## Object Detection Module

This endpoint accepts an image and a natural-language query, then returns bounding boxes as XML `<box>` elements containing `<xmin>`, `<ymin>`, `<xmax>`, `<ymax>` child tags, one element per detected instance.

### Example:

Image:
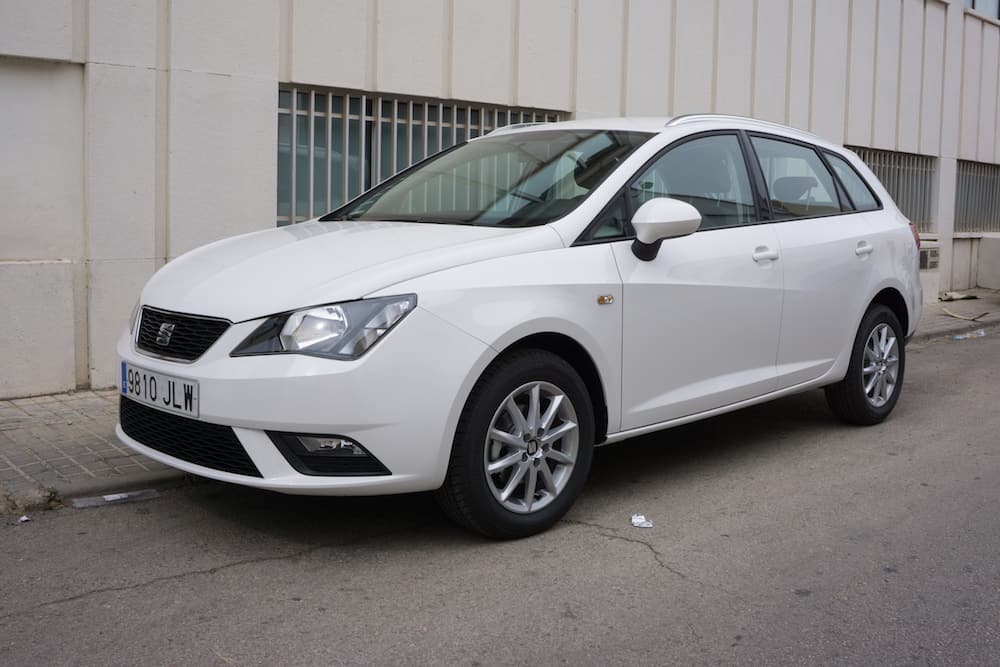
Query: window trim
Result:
<box><xmin>745</xmin><ymin>131</ymin><xmax>886</xmax><ymax>224</ymax></box>
<box><xmin>820</xmin><ymin>149</ymin><xmax>884</xmax><ymax>213</ymax></box>
<box><xmin>574</xmin><ymin>129</ymin><xmax>766</xmax><ymax>245</ymax></box>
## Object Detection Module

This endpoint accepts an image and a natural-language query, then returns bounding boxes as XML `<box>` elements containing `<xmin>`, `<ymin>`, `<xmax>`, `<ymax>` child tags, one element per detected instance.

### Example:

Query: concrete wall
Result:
<box><xmin>1</xmin><ymin>0</ymin><xmax>999</xmax><ymax>398</ymax></box>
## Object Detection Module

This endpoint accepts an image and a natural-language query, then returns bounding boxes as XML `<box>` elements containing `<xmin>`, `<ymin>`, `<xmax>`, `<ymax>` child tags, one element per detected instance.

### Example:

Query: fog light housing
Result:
<box><xmin>268</xmin><ymin>432</ymin><xmax>390</xmax><ymax>476</ymax></box>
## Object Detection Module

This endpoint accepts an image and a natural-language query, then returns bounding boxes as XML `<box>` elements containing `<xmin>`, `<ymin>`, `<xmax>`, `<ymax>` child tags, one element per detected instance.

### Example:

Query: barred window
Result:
<box><xmin>956</xmin><ymin>160</ymin><xmax>1000</xmax><ymax>233</ymax></box>
<box><xmin>277</xmin><ymin>87</ymin><xmax>563</xmax><ymax>226</ymax></box>
<box><xmin>846</xmin><ymin>146</ymin><xmax>934</xmax><ymax>232</ymax></box>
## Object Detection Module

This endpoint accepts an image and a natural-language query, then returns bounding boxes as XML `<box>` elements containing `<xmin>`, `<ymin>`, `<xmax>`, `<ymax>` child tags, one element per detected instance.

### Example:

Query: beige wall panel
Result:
<box><xmin>672</xmin><ymin>0</ymin><xmax>715</xmax><ymax>114</ymax></box>
<box><xmin>0</xmin><ymin>0</ymin><xmax>76</xmax><ymax>61</ymax></box>
<box><xmin>452</xmin><ymin>0</ymin><xmax>514</xmax><ymax>105</ymax></box>
<box><xmin>171</xmin><ymin>0</ymin><xmax>279</xmax><ymax>78</ymax></box>
<box><xmin>88</xmin><ymin>259</ymin><xmax>155</xmax><ymax>389</ymax></box>
<box><xmin>85</xmin><ymin>63</ymin><xmax>156</xmax><ymax>261</ymax></box>
<box><xmin>959</xmin><ymin>16</ymin><xmax>982</xmax><ymax>160</ymax></box>
<box><xmin>845</xmin><ymin>0</ymin><xmax>877</xmax><ymax>146</ymax></box>
<box><xmin>377</xmin><ymin>0</ymin><xmax>446</xmax><ymax>98</ymax></box>
<box><xmin>517</xmin><ymin>0</ymin><xmax>574</xmax><ymax>110</ymax></box>
<box><xmin>624</xmin><ymin>0</ymin><xmax>672</xmax><ymax>116</ymax></box>
<box><xmin>0</xmin><ymin>261</ymin><xmax>76</xmax><ymax>399</ymax></box>
<box><xmin>978</xmin><ymin>24</ymin><xmax>999</xmax><ymax>163</ymax></box>
<box><xmin>920</xmin><ymin>1</ymin><xmax>946</xmax><ymax>155</ymax></box>
<box><xmin>88</xmin><ymin>0</ymin><xmax>157</xmax><ymax>67</ymax></box>
<box><xmin>290</xmin><ymin>0</ymin><xmax>370</xmax><ymax>90</ymax></box>
<box><xmin>786</xmin><ymin>0</ymin><xmax>812</xmax><ymax>130</ymax></box>
<box><xmin>715</xmin><ymin>0</ymin><xmax>753</xmax><ymax>117</ymax></box>
<box><xmin>753</xmin><ymin>0</ymin><xmax>789</xmax><ymax>124</ymax></box>
<box><xmin>809</xmin><ymin>0</ymin><xmax>849</xmax><ymax>144</ymax></box>
<box><xmin>896</xmin><ymin>0</ymin><xmax>924</xmax><ymax>153</ymax></box>
<box><xmin>873</xmin><ymin>0</ymin><xmax>901</xmax><ymax>149</ymax></box>
<box><xmin>167</xmin><ymin>70</ymin><xmax>276</xmax><ymax>257</ymax></box>
<box><xmin>0</xmin><ymin>60</ymin><xmax>83</xmax><ymax>262</ymax></box>
<box><xmin>575</xmin><ymin>0</ymin><xmax>625</xmax><ymax>117</ymax></box>
<box><xmin>939</xmin><ymin>1</ymin><xmax>964</xmax><ymax>158</ymax></box>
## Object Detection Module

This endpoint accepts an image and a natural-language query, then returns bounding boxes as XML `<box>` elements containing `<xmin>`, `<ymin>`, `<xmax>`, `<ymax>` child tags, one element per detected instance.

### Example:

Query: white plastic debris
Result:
<box><xmin>953</xmin><ymin>329</ymin><xmax>986</xmax><ymax>341</ymax></box>
<box><xmin>71</xmin><ymin>488</ymin><xmax>159</xmax><ymax>509</ymax></box>
<box><xmin>16</xmin><ymin>515</ymin><xmax>30</xmax><ymax>524</ymax></box>
<box><xmin>630</xmin><ymin>513</ymin><xmax>653</xmax><ymax>528</ymax></box>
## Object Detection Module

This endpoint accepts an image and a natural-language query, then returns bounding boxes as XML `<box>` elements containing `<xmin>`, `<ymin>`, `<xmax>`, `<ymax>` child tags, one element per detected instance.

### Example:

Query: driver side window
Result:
<box><xmin>628</xmin><ymin>134</ymin><xmax>758</xmax><ymax>230</ymax></box>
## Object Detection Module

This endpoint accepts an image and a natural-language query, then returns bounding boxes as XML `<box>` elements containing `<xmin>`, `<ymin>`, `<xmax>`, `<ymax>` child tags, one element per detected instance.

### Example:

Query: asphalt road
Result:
<box><xmin>2</xmin><ymin>333</ymin><xmax>999</xmax><ymax>666</ymax></box>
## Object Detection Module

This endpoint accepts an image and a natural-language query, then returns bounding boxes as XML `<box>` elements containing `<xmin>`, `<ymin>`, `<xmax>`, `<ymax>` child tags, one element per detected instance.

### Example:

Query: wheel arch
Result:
<box><xmin>495</xmin><ymin>332</ymin><xmax>610</xmax><ymax>444</ymax></box>
<box><xmin>868</xmin><ymin>286</ymin><xmax>910</xmax><ymax>335</ymax></box>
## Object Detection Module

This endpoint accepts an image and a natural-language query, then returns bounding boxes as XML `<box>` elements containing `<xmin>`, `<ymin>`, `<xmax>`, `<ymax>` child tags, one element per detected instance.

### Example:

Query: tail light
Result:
<box><xmin>908</xmin><ymin>222</ymin><xmax>920</xmax><ymax>249</ymax></box>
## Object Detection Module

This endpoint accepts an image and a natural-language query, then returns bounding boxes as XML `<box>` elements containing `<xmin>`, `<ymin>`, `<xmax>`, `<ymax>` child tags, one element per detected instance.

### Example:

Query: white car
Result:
<box><xmin>117</xmin><ymin>115</ymin><xmax>922</xmax><ymax>538</ymax></box>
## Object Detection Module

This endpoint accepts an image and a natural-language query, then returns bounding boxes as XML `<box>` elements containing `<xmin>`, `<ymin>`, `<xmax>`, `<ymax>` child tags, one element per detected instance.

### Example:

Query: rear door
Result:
<box><xmin>747</xmin><ymin>135</ymin><xmax>881</xmax><ymax>388</ymax></box>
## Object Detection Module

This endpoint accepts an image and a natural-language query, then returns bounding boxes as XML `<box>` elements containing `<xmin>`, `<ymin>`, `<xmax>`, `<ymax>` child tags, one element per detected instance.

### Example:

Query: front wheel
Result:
<box><xmin>435</xmin><ymin>350</ymin><xmax>595</xmax><ymax>539</ymax></box>
<box><xmin>825</xmin><ymin>304</ymin><xmax>906</xmax><ymax>425</ymax></box>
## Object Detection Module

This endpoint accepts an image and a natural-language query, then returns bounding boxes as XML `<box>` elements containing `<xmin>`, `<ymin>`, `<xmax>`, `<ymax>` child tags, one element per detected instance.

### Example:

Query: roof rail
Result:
<box><xmin>488</xmin><ymin>121</ymin><xmax>549</xmax><ymax>135</ymax></box>
<box><xmin>666</xmin><ymin>113</ymin><xmax>818</xmax><ymax>138</ymax></box>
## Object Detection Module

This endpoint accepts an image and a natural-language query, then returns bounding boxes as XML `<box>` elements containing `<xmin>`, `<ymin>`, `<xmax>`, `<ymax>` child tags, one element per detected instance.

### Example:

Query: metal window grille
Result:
<box><xmin>846</xmin><ymin>146</ymin><xmax>935</xmax><ymax>232</ymax></box>
<box><xmin>955</xmin><ymin>160</ymin><xmax>1000</xmax><ymax>233</ymax></box>
<box><xmin>277</xmin><ymin>87</ymin><xmax>564</xmax><ymax>226</ymax></box>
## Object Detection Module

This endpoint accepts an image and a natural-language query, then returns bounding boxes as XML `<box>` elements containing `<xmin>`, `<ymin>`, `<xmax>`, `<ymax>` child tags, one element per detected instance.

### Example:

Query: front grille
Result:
<box><xmin>120</xmin><ymin>397</ymin><xmax>262</xmax><ymax>477</ymax></box>
<box><xmin>136</xmin><ymin>307</ymin><xmax>230</xmax><ymax>362</ymax></box>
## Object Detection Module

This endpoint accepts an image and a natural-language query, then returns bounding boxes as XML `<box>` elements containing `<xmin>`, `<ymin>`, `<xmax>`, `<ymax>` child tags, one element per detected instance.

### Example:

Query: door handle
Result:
<box><xmin>752</xmin><ymin>246</ymin><xmax>779</xmax><ymax>262</ymax></box>
<box><xmin>855</xmin><ymin>241</ymin><xmax>874</xmax><ymax>257</ymax></box>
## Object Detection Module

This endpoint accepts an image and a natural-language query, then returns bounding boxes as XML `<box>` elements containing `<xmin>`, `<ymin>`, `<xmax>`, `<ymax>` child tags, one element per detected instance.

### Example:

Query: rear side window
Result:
<box><xmin>824</xmin><ymin>152</ymin><xmax>880</xmax><ymax>211</ymax></box>
<box><xmin>629</xmin><ymin>134</ymin><xmax>757</xmax><ymax>229</ymax></box>
<box><xmin>751</xmin><ymin>136</ymin><xmax>842</xmax><ymax>220</ymax></box>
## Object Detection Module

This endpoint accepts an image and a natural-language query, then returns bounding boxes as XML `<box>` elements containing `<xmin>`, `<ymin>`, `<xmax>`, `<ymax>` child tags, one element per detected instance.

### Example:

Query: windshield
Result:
<box><xmin>322</xmin><ymin>129</ymin><xmax>653</xmax><ymax>227</ymax></box>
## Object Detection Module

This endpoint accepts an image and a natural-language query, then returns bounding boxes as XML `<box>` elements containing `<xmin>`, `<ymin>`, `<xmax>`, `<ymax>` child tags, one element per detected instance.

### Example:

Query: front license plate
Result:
<box><xmin>121</xmin><ymin>361</ymin><xmax>199</xmax><ymax>418</ymax></box>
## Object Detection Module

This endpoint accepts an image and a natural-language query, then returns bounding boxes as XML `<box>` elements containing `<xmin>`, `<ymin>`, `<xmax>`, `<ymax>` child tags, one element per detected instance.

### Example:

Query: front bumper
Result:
<box><xmin>115</xmin><ymin>306</ymin><xmax>491</xmax><ymax>495</ymax></box>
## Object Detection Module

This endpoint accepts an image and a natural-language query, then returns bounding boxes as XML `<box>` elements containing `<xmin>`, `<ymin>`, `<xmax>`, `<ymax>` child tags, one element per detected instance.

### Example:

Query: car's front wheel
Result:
<box><xmin>825</xmin><ymin>304</ymin><xmax>906</xmax><ymax>425</ymax></box>
<box><xmin>435</xmin><ymin>349</ymin><xmax>595</xmax><ymax>538</ymax></box>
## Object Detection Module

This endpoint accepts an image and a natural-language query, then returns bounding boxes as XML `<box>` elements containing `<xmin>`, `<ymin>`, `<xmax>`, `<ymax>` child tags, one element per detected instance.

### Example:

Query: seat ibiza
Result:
<box><xmin>118</xmin><ymin>115</ymin><xmax>922</xmax><ymax>538</ymax></box>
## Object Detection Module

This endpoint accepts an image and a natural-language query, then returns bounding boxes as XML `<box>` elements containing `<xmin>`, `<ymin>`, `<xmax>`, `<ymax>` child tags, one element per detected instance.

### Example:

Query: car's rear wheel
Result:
<box><xmin>435</xmin><ymin>349</ymin><xmax>594</xmax><ymax>538</ymax></box>
<box><xmin>825</xmin><ymin>304</ymin><xmax>905</xmax><ymax>425</ymax></box>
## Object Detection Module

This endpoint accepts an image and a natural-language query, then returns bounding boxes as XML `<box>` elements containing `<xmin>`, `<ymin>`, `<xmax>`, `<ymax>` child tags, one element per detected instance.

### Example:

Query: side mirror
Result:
<box><xmin>630</xmin><ymin>198</ymin><xmax>702</xmax><ymax>261</ymax></box>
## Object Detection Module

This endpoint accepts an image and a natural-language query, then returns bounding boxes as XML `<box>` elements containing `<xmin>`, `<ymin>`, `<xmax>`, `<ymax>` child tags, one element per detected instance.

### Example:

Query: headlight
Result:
<box><xmin>231</xmin><ymin>294</ymin><xmax>416</xmax><ymax>360</ymax></box>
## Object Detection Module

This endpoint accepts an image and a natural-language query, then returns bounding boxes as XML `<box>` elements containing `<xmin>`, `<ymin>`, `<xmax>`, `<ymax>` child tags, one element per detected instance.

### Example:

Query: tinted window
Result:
<box><xmin>629</xmin><ymin>134</ymin><xmax>757</xmax><ymax>229</ymax></box>
<box><xmin>586</xmin><ymin>193</ymin><xmax>631</xmax><ymax>240</ymax></box>
<box><xmin>825</xmin><ymin>152</ymin><xmax>880</xmax><ymax>211</ymax></box>
<box><xmin>751</xmin><ymin>136</ymin><xmax>842</xmax><ymax>220</ymax></box>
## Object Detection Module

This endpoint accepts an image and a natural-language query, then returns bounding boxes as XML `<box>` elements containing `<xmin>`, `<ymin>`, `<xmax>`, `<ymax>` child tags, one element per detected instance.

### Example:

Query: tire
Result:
<box><xmin>435</xmin><ymin>349</ymin><xmax>595</xmax><ymax>539</ymax></box>
<box><xmin>825</xmin><ymin>304</ymin><xmax>906</xmax><ymax>425</ymax></box>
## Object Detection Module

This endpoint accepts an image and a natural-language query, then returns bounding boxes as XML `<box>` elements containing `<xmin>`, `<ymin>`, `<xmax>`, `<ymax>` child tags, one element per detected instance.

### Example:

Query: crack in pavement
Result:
<box><xmin>562</xmin><ymin>518</ymin><xmax>756</xmax><ymax>608</ymax></box>
<box><xmin>0</xmin><ymin>520</ymin><xmax>434</xmax><ymax>624</ymax></box>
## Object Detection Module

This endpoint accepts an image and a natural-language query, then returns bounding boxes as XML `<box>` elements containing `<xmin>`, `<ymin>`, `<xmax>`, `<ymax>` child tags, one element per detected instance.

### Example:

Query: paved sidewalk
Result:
<box><xmin>2</xmin><ymin>288</ymin><xmax>1000</xmax><ymax>513</ymax></box>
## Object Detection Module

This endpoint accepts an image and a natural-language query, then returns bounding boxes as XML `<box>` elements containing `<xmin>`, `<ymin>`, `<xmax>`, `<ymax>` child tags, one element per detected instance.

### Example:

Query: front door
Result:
<box><xmin>614</xmin><ymin>133</ymin><xmax>783</xmax><ymax>430</ymax></box>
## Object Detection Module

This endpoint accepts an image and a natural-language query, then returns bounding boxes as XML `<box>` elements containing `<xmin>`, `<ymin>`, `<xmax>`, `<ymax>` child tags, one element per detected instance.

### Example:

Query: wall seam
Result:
<box><xmin>711</xmin><ymin>0</ymin><xmax>719</xmax><ymax>112</ymax></box>
<box><xmin>620</xmin><ymin>0</ymin><xmax>629</xmax><ymax>115</ymax></box>
<box><xmin>869</xmin><ymin>0</ymin><xmax>881</xmax><ymax>147</ymax></box>
<box><xmin>511</xmin><ymin>0</ymin><xmax>520</xmax><ymax>106</ymax></box>
<box><xmin>668</xmin><ymin>0</ymin><xmax>677</xmax><ymax>114</ymax></box>
<box><xmin>938</xmin><ymin>0</ymin><xmax>950</xmax><ymax>157</ymax></box>
<box><xmin>79</xmin><ymin>0</ymin><xmax>91</xmax><ymax>389</ymax></box>
<box><xmin>918</xmin><ymin>0</ymin><xmax>927</xmax><ymax>154</ymax></box>
<box><xmin>895</xmin><ymin>0</ymin><xmax>906</xmax><ymax>149</ymax></box>
<box><xmin>570</xmin><ymin>0</ymin><xmax>579</xmax><ymax>114</ymax></box>
<box><xmin>749</xmin><ymin>0</ymin><xmax>759</xmax><ymax>117</ymax></box>
<box><xmin>443</xmin><ymin>0</ymin><xmax>453</xmax><ymax>99</ymax></box>
<box><xmin>783</xmin><ymin>0</ymin><xmax>793</xmax><ymax>123</ymax></box>
<box><xmin>843</xmin><ymin>0</ymin><xmax>854</xmax><ymax>142</ymax></box>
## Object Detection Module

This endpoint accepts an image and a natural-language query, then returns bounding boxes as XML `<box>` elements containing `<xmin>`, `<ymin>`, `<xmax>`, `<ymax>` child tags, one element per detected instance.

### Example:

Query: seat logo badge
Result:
<box><xmin>155</xmin><ymin>322</ymin><xmax>176</xmax><ymax>346</ymax></box>
<box><xmin>597</xmin><ymin>295</ymin><xmax>614</xmax><ymax>305</ymax></box>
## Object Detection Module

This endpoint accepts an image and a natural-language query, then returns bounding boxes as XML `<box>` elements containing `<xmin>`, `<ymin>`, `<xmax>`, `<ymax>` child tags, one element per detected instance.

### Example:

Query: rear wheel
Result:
<box><xmin>435</xmin><ymin>350</ymin><xmax>594</xmax><ymax>539</ymax></box>
<box><xmin>825</xmin><ymin>304</ymin><xmax>905</xmax><ymax>425</ymax></box>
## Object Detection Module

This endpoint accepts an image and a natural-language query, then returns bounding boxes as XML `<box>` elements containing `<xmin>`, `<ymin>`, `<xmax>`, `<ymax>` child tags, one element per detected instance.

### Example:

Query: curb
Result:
<box><xmin>2</xmin><ymin>469</ymin><xmax>191</xmax><ymax>515</ymax></box>
<box><xmin>909</xmin><ymin>319</ymin><xmax>1000</xmax><ymax>344</ymax></box>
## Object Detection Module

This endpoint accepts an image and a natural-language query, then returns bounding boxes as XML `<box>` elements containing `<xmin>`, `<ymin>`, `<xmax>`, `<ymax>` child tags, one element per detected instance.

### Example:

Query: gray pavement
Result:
<box><xmin>2</xmin><ymin>288</ymin><xmax>1000</xmax><ymax>513</ymax></box>
<box><xmin>1</xmin><ymin>329</ymin><xmax>999</xmax><ymax>665</ymax></box>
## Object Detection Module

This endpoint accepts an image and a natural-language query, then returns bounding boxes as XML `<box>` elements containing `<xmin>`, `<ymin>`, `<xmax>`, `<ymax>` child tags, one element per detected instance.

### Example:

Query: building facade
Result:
<box><xmin>2</xmin><ymin>0</ymin><xmax>1000</xmax><ymax>399</ymax></box>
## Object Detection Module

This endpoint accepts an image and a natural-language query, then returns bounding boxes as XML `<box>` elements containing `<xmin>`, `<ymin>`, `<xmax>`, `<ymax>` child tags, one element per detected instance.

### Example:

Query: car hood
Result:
<box><xmin>141</xmin><ymin>220</ymin><xmax>564</xmax><ymax>322</ymax></box>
